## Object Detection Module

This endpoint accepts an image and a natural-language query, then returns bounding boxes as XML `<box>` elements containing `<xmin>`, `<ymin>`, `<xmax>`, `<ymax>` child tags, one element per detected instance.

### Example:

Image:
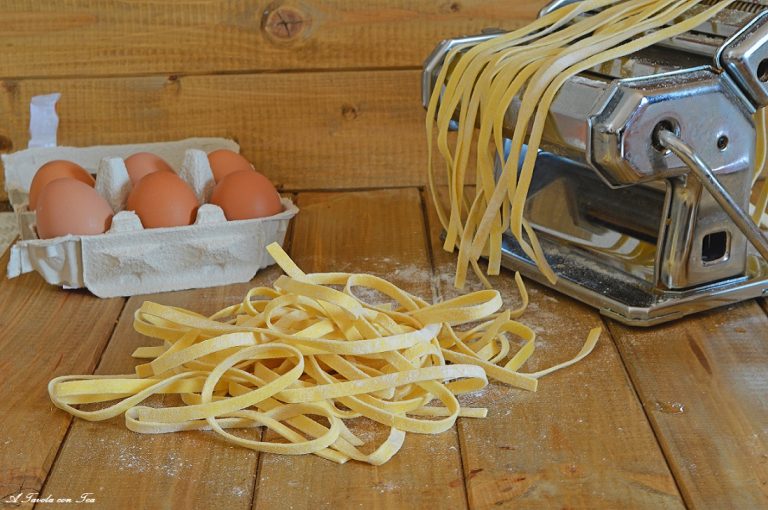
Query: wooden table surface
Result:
<box><xmin>1</xmin><ymin>188</ymin><xmax>767</xmax><ymax>509</ymax></box>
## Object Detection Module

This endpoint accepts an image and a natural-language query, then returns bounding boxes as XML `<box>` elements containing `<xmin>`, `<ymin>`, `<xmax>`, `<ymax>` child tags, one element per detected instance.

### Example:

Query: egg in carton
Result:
<box><xmin>3</xmin><ymin>138</ymin><xmax>298</xmax><ymax>297</ymax></box>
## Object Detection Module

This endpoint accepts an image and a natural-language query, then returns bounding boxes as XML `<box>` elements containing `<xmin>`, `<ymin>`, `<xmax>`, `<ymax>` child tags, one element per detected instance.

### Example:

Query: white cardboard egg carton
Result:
<box><xmin>3</xmin><ymin>138</ymin><xmax>298</xmax><ymax>297</ymax></box>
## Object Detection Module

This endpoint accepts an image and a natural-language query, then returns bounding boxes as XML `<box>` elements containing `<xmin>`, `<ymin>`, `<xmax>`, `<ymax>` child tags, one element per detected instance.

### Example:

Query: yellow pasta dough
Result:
<box><xmin>48</xmin><ymin>242</ymin><xmax>599</xmax><ymax>465</ymax></box>
<box><xmin>426</xmin><ymin>0</ymin><xmax>748</xmax><ymax>288</ymax></box>
<box><xmin>752</xmin><ymin>107</ymin><xmax>768</xmax><ymax>226</ymax></box>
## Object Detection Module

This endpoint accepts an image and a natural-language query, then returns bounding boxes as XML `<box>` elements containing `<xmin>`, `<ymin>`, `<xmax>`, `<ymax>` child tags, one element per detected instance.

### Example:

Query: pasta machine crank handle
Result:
<box><xmin>657</xmin><ymin>128</ymin><xmax>768</xmax><ymax>262</ymax></box>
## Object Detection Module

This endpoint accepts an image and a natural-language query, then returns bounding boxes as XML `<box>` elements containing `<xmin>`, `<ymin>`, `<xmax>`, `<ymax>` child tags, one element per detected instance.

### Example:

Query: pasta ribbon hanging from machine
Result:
<box><xmin>424</xmin><ymin>0</ymin><xmax>766</xmax><ymax>289</ymax></box>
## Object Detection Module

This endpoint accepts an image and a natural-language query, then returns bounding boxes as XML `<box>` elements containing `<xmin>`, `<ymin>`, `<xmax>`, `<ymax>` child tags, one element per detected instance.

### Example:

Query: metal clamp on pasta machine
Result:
<box><xmin>423</xmin><ymin>0</ymin><xmax>768</xmax><ymax>326</ymax></box>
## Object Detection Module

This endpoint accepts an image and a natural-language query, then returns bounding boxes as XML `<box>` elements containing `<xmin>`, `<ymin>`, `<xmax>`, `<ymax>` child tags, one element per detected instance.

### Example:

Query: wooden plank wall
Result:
<box><xmin>0</xmin><ymin>0</ymin><xmax>549</xmax><ymax>200</ymax></box>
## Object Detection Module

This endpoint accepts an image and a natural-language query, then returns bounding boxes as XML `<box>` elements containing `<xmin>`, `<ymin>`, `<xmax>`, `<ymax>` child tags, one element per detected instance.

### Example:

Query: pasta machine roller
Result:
<box><xmin>423</xmin><ymin>0</ymin><xmax>768</xmax><ymax>325</ymax></box>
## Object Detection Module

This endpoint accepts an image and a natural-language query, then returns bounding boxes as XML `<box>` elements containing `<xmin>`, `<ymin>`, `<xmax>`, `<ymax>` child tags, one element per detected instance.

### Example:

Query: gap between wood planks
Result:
<box><xmin>0</xmin><ymin>243</ymin><xmax>127</xmax><ymax>506</ymax></box>
<box><xmin>417</xmin><ymin>188</ymin><xmax>472</xmax><ymax>510</ymax></box>
<box><xmin>606</xmin><ymin>300</ymin><xmax>768</xmax><ymax>508</ymax></box>
<box><xmin>32</xmin><ymin>297</ymin><xmax>128</xmax><ymax>506</ymax></box>
<box><xmin>0</xmin><ymin>65</ymin><xmax>422</xmax><ymax>84</ymax></box>
<box><xmin>247</xmin><ymin>198</ymin><xmax>297</xmax><ymax>510</ymax></box>
<box><xmin>597</xmin><ymin>315</ymin><xmax>688</xmax><ymax>507</ymax></box>
<box><xmin>253</xmin><ymin>189</ymin><xmax>467</xmax><ymax>509</ymax></box>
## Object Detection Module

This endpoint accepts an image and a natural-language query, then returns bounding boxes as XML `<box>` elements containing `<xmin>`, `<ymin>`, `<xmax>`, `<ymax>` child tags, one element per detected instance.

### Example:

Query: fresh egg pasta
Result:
<box><xmin>426</xmin><ymin>0</ymin><xmax>745</xmax><ymax>288</ymax></box>
<box><xmin>48</xmin><ymin>243</ymin><xmax>599</xmax><ymax>465</ymax></box>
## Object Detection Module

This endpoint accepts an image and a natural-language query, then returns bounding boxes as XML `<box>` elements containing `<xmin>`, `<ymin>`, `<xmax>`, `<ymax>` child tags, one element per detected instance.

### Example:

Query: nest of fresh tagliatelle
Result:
<box><xmin>48</xmin><ymin>242</ymin><xmax>599</xmax><ymax>465</ymax></box>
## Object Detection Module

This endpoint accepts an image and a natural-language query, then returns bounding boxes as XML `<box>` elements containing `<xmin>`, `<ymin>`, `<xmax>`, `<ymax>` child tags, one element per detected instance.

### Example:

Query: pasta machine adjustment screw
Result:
<box><xmin>588</xmin><ymin>68</ymin><xmax>754</xmax><ymax>188</ymax></box>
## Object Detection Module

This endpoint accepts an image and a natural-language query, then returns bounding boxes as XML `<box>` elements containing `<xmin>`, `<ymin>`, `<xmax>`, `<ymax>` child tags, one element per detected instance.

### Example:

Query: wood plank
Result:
<box><xmin>424</xmin><ymin>190</ymin><xmax>685</xmax><ymax>509</ymax></box>
<box><xmin>608</xmin><ymin>301</ymin><xmax>768</xmax><ymax>509</ymax></box>
<box><xmin>0</xmin><ymin>69</ymin><xmax>440</xmax><ymax>201</ymax></box>
<box><xmin>253</xmin><ymin>189</ymin><xmax>468</xmax><ymax>510</ymax></box>
<box><xmin>0</xmin><ymin>1</ymin><xmax>547</xmax><ymax>79</ymax></box>
<box><xmin>40</xmin><ymin>282</ymin><xmax>266</xmax><ymax>509</ymax></box>
<box><xmin>41</xmin><ymin>195</ymin><xmax>297</xmax><ymax>509</ymax></box>
<box><xmin>0</xmin><ymin>249</ymin><xmax>125</xmax><ymax>507</ymax></box>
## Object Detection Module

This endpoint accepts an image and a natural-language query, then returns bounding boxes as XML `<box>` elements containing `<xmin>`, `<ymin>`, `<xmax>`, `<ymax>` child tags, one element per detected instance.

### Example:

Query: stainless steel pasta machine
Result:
<box><xmin>423</xmin><ymin>0</ymin><xmax>768</xmax><ymax>325</ymax></box>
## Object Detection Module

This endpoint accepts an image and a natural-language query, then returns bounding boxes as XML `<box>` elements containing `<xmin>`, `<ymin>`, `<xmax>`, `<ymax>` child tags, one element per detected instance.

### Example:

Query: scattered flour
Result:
<box><xmin>87</xmin><ymin>430</ymin><xmax>255</xmax><ymax>501</ymax></box>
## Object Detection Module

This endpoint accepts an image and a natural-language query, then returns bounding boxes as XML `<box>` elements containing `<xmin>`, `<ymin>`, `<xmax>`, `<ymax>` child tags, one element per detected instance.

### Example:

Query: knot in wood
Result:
<box><xmin>0</xmin><ymin>135</ymin><xmax>13</xmax><ymax>153</ymax></box>
<box><xmin>341</xmin><ymin>104</ymin><xmax>359</xmax><ymax>120</ymax></box>
<box><xmin>263</xmin><ymin>3</ymin><xmax>309</xmax><ymax>41</ymax></box>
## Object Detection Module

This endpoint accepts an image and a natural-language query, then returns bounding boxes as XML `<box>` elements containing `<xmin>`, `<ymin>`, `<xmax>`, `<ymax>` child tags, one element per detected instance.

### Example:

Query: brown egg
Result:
<box><xmin>208</xmin><ymin>149</ymin><xmax>254</xmax><ymax>183</ymax></box>
<box><xmin>36</xmin><ymin>178</ymin><xmax>113</xmax><ymax>239</ymax></box>
<box><xmin>124</xmin><ymin>152</ymin><xmax>174</xmax><ymax>185</ymax></box>
<box><xmin>28</xmin><ymin>160</ymin><xmax>95</xmax><ymax>210</ymax></box>
<box><xmin>126</xmin><ymin>171</ymin><xmax>199</xmax><ymax>228</ymax></box>
<box><xmin>210</xmin><ymin>170</ymin><xmax>283</xmax><ymax>221</ymax></box>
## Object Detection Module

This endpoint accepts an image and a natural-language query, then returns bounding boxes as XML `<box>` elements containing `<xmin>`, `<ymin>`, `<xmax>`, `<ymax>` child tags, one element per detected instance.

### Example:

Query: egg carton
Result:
<box><xmin>3</xmin><ymin>138</ymin><xmax>298</xmax><ymax>297</ymax></box>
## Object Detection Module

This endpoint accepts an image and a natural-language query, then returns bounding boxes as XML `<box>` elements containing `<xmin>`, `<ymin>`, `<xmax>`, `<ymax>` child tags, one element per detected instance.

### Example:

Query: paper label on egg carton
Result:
<box><xmin>4</xmin><ymin>138</ymin><xmax>298</xmax><ymax>297</ymax></box>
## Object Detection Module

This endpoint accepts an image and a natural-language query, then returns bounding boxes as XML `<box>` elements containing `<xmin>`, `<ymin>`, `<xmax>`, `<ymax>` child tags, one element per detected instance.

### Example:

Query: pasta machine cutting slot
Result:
<box><xmin>423</xmin><ymin>0</ymin><xmax>768</xmax><ymax>325</ymax></box>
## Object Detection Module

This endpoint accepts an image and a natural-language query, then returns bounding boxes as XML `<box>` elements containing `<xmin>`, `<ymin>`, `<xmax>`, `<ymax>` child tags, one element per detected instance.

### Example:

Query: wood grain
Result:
<box><xmin>608</xmin><ymin>301</ymin><xmax>768</xmax><ymax>509</ymax></box>
<box><xmin>0</xmin><ymin>249</ymin><xmax>125</xmax><ymax>507</ymax></box>
<box><xmin>0</xmin><ymin>70</ymin><xmax>436</xmax><ymax>200</ymax></box>
<box><xmin>425</xmin><ymin>190</ymin><xmax>685</xmax><ymax>509</ymax></box>
<box><xmin>3</xmin><ymin>183</ymin><xmax>768</xmax><ymax>508</ymax></box>
<box><xmin>40</xmin><ymin>195</ymin><xmax>296</xmax><ymax>509</ymax></box>
<box><xmin>0</xmin><ymin>1</ymin><xmax>547</xmax><ymax>79</ymax></box>
<box><xmin>253</xmin><ymin>189</ymin><xmax>468</xmax><ymax>510</ymax></box>
<box><xmin>39</xmin><ymin>281</ymin><xmax>271</xmax><ymax>509</ymax></box>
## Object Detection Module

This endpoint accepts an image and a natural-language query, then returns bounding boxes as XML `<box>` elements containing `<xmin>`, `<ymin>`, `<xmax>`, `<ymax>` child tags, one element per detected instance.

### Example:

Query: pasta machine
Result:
<box><xmin>423</xmin><ymin>0</ymin><xmax>768</xmax><ymax>325</ymax></box>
